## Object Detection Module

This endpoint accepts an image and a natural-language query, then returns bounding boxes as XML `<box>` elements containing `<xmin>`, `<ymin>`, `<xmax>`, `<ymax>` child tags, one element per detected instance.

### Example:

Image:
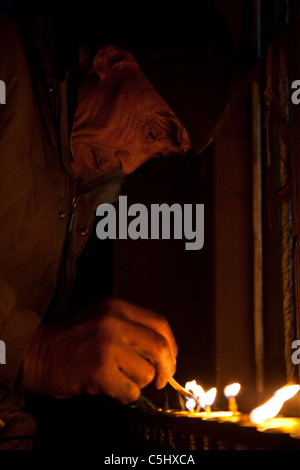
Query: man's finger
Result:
<box><xmin>116</xmin><ymin>344</ymin><xmax>156</xmax><ymax>389</ymax></box>
<box><xmin>123</xmin><ymin>320</ymin><xmax>176</xmax><ymax>388</ymax></box>
<box><xmin>97</xmin><ymin>364</ymin><xmax>142</xmax><ymax>404</ymax></box>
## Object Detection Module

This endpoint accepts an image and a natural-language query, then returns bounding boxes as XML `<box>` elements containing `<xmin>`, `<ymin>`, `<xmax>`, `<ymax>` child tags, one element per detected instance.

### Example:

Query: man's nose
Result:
<box><xmin>114</xmin><ymin>149</ymin><xmax>150</xmax><ymax>175</ymax></box>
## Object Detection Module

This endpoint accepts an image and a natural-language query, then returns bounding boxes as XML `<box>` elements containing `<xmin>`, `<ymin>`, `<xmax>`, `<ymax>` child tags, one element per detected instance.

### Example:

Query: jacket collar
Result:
<box><xmin>76</xmin><ymin>170</ymin><xmax>125</xmax><ymax>211</ymax></box>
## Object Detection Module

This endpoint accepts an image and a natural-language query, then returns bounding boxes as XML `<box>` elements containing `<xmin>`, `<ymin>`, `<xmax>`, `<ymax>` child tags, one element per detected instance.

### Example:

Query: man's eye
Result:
<box><xmin>148</xmin><ymin>131</ymin><xmax>156</xmax><ymax>142</ymax></box>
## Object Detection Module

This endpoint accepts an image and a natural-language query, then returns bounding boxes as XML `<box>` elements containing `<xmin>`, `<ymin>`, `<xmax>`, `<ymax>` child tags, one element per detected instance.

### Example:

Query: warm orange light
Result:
<box><xmin>184</xmin><ymin>380</ymin><xmax>205</xmax><ymax>411</ymax></box>
<box><xmin>250</xmin><ymin>384</ymin><xmax>300</xmax><ymax>424</ymax></box>
<box><xmin>184</xmin><ymin>380</ymin><xmax>218</xmax><ymax>412</ymax></box>
<box><xmin>274</xmin><ymin>384</ymin><xmax>300</xmax><ymax>402</ymax></box>
<box><xmin>185</xmin><ymin>398</ymin><xmax>197</xmax><ymax>411</ymax></box>
<box><xmin>205</xmin><ymin>387</ymin><xmax>217</xmax><ymax>407</ymax></box>
<box><xmin>198</xmin><ymin>387</ymin><xmax>217</xmax><ymax>413</ymax></box>
<box><xmin>249</xmin><ymin>396</ymin><xmax>283</xmax><ymax>424</ymax></box>
<box><xmin>224</xmin><ymin>383</ymin><xmax>241</xmax><ymax>398</ymax></box>
<box><xmin>224</xmin><ymin>383</ymin><xmax>241</xmax><ymax>413</ymax></box>
<box><xmin>185</xmin><ymin>380</ymin><xmax>205</xmax><ymax>400</ymax></box>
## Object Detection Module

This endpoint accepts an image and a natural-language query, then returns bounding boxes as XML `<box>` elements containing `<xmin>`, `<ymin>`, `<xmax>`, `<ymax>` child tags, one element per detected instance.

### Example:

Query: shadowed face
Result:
<box><xmin>71</xmin><ymin>45</ymin><xmax>191</xmax><ymax>178</ymax></box>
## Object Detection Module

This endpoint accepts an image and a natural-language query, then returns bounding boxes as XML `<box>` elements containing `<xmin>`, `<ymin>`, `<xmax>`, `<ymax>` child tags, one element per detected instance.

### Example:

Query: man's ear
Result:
<box><xmin>92</xmin><ymin>45</ymin><xmax>136</xmax><ymax>79</ymax></box>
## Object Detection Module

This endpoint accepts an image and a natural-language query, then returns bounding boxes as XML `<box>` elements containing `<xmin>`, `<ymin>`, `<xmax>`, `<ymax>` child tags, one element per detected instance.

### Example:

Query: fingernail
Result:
<box><xmin>156</xmin><ymin>377</ymin><xmax>166</xmax><ymax>390</ymax></box>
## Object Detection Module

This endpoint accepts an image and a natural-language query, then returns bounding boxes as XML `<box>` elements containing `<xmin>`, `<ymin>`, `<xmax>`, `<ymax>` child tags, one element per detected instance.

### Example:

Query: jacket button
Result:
<box><xmin>77</xmin><ymin>225</ymin><xmax>89</xmax><ymax>236</ymax></box>
<box><xmin>58</xmin><ymin>211</ymin><xmax>66</xmax><ymax>219</ymax></box>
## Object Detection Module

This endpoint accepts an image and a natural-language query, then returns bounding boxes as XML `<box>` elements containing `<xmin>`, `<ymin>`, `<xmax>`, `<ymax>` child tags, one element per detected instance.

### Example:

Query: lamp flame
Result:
<box><xmin>184</xmin><ymin>380</ymin><xmax>205</xmax><ymax>411</ymax></box>
<box><xmin>185</xmin><ymin>398</ymin><xmax>197</xmax><ymax>411</ymax></box>
<box><xmin>204</xmin><ymin>387</ymin><xmax>217</xmax><ymax>407</ymax></box>
<box><xmin>224</xmin><ymin>383</ymin><xmax>241</xmax><ymax>398</ymax></box>
<box><xmin>185</xmin><ymin>380</ymin><xmax>205</xmax><ymax>400</ymax></box>
<box><xmin>184</xmin><ymin>380</ymin><xmax>216</xmax><ymax>411</ymax></box>
<box><xmin>250</xmin><ymin>384</ymin><xmax>300</xmax><ymax>424</ymax></box>
<box><xmin>274</xmin><ymin>384</ymin><xmax>300</xmax><ymax>402</ymax></box>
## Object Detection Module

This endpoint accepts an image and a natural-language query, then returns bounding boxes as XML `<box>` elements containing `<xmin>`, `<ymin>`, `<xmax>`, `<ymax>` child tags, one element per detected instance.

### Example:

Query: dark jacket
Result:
<box><xmin>0</xmin><ymin>10</ymin><xmax>123</xmax><ymax>412</ymax></box>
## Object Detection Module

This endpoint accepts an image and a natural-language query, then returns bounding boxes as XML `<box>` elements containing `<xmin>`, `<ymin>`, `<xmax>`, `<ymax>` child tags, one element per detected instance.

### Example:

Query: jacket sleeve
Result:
<box><xmin>0</xmin><ymin>13</ymin><xmax>42</xmax><ymax>399</ymax></box>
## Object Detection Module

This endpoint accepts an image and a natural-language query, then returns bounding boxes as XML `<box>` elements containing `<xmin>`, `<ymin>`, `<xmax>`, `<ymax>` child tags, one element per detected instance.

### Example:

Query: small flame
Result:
<box><xmin>185</xmin><ymin>380</ymin><xmax>205</xmax><ymax>401</ymax></box>
<box><xmin>274</xmin><ymin>384</ymin><xmax>300</xmax><ymax>402</ymax></box>
<box><xmin>250</xmin><ymin>384</ymin><xmax>300</xmax><ymax>424</ymax></box>
<box><xmin>184</xmin><ymin>380</ymin><xmax>217</xmax><ymax>411</ymax></box>
<box><xmin>249</xmin><ymin>396</ymin><xmax>284</xmax><ymax>424</ymax></box>
<box><xmin>224</xmin><ymin>383</ymin><xmax>241</xmax><ymax>398</ymax></box>
<box><xmin>185</xmin><ymin>398</ymin><xmax>196</xmax><ymax>411</ymax></box>
<box><xmin>184</xmin><ymin>380</ymin><xmax>216</xmax><ymax>411</ymax></box>
<box><xmin>205</xmin><ymin>387</ymin><xmax>217</xmax><ymax>407</ymax></box>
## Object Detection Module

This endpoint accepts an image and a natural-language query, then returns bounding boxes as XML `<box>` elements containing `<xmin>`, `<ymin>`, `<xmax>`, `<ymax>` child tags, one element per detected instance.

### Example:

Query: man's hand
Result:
<box><xmin>21</xmin><ymin>299</ymin><xmax>177</xmax><ymax>403</ymax></box>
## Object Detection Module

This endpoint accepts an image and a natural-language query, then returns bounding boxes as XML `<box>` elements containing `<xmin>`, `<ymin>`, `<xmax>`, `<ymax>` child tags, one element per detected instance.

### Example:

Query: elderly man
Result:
<box><xmin>0</xmin><ymin>2</ymin><xmax>235</xmax><ymax>448</ymax></box>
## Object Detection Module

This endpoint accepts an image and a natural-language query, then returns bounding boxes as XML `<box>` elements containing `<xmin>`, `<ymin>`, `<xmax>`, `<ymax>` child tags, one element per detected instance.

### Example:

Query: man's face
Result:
<box><xmin>71</xmin><ymin>46</ymin><xmax>191</xmax><ymax>179</ymax></box>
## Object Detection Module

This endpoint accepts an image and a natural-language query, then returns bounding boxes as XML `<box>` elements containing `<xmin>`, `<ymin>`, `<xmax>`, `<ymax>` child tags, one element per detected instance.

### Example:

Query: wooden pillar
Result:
<box><xmin>213</xmin><ymin>83</ymin><xmax>257</xmax><ymax>411</ymax></box>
